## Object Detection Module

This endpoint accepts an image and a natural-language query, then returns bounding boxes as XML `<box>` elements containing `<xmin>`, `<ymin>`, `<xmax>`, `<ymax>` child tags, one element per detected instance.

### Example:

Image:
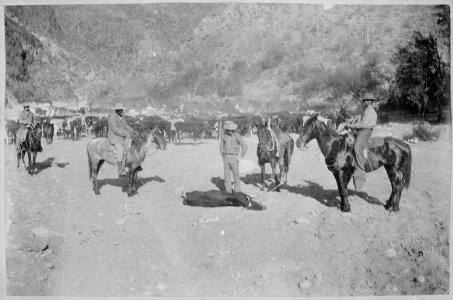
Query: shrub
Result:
<box><xmin>403</xmin><ymin>122</ymin><xmax>442</xmax><ymax>142</ymax></box>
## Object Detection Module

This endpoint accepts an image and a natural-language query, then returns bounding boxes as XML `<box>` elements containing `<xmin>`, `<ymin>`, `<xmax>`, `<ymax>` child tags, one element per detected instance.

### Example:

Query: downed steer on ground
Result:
<box><xmin>182</xmin><ymin>190</ymin><xmax>266</xmax><ymax>210</ymax></box>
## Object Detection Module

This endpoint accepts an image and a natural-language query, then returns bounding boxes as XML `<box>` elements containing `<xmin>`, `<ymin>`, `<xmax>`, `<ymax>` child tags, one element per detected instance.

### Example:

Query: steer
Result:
<box><xmin>182</xmin><ymin>190</ymin><xmax>266</xmax><ymax>210</ymax></box>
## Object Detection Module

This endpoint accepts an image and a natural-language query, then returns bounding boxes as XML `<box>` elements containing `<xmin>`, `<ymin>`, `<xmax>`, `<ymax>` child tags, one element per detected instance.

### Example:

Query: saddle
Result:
<box><xmin>345</xmin><ymin>133</ymin><xmax>385</xmax><ymax>171</ymax></box>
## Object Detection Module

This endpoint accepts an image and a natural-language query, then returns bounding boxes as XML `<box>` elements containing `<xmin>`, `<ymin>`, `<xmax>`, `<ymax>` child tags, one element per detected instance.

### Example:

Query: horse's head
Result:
<box><xmin>29</xmin><ymin>125</ymin><xmax>43</xmax><ymax>152</ymax></box>
<box><xmin>296</xmin><ymin>114</ymin><xmax>319</xmax><ymax>150</ymax></box>
<box><xmin>32</xmin><ymin>125</ymin><xmax>43</xmax><ymax>139</ymax></box>
<box><xmin>256</xmin><ymin>125</ymin><xmax>274</xmax><ymax>152</ymax></box>
<box><xmin>241</xmin><ymin>193</ymin><xmax>266</xmax><ymax>211</ymax></box>
<box><xmin>149</xmin><ymin>128</ymin><xmax>167</xmax><ymax>151</ymax></box>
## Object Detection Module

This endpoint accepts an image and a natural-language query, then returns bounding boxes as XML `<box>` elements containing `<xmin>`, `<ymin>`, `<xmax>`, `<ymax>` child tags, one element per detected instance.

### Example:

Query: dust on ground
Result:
<box><xmin>5</xmin><ymin>122</ymin><xmax>450</xmax><ymax>296</ymax></box>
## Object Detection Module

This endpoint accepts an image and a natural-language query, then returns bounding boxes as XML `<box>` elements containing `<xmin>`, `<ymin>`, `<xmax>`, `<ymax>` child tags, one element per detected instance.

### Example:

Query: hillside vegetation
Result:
<box><xmin>4</xmin><ymin>4</ymin><xmax>449</xmax><ymax>114</ymax></box>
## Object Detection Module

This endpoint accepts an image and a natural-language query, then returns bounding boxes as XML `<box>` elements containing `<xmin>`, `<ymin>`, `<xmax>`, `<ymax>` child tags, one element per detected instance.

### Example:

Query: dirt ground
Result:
<box><xmin>4</xmin><ymin>122</ymin><xmax>451</xmax><ymax>297</ymax></box>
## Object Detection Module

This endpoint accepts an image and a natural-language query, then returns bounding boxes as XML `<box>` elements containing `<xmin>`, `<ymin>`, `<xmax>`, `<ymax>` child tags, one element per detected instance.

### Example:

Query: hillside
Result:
<box><xmin>4</xmin><ymin>3</ymin><xmax>448</xmax><ymax>113</ymax></box>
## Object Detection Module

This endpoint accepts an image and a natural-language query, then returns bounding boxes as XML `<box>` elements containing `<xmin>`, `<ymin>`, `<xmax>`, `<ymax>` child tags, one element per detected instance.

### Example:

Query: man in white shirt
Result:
<box><xmin>347</xmin><ymin>93</ymin><xmax>379</xmax><ymax>191</ymax></box>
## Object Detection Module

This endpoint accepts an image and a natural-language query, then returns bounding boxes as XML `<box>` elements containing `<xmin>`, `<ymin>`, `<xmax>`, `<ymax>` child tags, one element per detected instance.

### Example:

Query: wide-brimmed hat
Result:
<box><xmin>361</xmin><ymin>93</ymin><xmax>378</xmax><ymax>102</ymax></box>
<box><xmin>224</xmin><ymin>121</ymin><xmax>238</xmax><ymax>131</ymax></box>
<box><xmin>23</xmin><ymin>103</ymin><xmax>30</xmax><ymax>107</ymax></box>
<box><xmin>114</xmin><ymin>103</ymin><xmax>126</xmax><ymax>110</ymax></box>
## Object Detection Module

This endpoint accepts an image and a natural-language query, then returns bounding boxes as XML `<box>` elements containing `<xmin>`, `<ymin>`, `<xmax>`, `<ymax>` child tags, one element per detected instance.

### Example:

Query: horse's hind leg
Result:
<box><xmin>271</xmin><ymin>160</ymin><xmax>280</xmax><ymax>192</ymax></box>
<box><xmin>21</xmin><ymin>150</ymin><xmax>27</xmax><ymax>170</ymax></box>
<box><xmin>259</xmin><ymin>164</ymin><xmax>266</xmax><ymax>191</ymax></box>
<box><xmin>16</xmin><ymin>150</ymin><xmax>22</xmax><ymax>170</ymax></box>
<box><xmin>93</xmin><ymin>160</ymin><xmax>104</xmax><ymax>195</ymax></box>
<box><xmin>384</xmin><ymin>166</ymin><xmax>404</xmax><ymax>212</ymax></box>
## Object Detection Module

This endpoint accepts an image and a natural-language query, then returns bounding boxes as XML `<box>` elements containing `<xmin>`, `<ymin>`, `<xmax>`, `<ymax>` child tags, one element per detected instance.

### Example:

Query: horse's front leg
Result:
<box><xmin>126</xmin><ymin>170</ymin><xmax>134</xmax><ymax>197</ymax></box>
<box><xmin>131</xmin><ymin>169</ymin><xmax>139</xmax><ymax>194</ymax></box>
<box><xmin>16</xmin><ymin>150</ymin><xmax>22</xmax><ymax>170</ymax></box>
<box><xmin>32</xmin><ymin>151</ymin><xmax>38</xmax><ymax>174</ymax></box>
<box><xmin>27</xmin><ymin>151</ymin><xmax>32</xmax><ymax>174</ymax></box>
<box><xmin>259</xmin><ymin>163</ymin><xmax>266</xmax><ymax>191</ymax></box>
<box><xmin>270</xmin><ymin>159</ymin><xmax>281</xmax><ymax>192</ymax></box>
<box><xmin>21</xmin><ymin>150</ymin><xmax>27</xmax><ymax>170</ymax></box>
<box><xmin>334</xmin><ymin>171</ymin><xmax>350</xmax><ymax>212</ymax></box>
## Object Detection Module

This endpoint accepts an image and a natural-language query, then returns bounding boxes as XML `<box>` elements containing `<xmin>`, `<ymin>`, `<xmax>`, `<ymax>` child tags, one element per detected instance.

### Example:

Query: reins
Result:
<box><xmin>29</xmin><ymin>127</ymin><xmax>42</xmax><ymax>142</ymax></box>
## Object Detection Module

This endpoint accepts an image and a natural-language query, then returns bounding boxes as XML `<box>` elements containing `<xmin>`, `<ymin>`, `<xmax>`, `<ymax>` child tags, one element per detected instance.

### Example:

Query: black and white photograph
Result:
<box><xmin>1</xmin><ymin>0</ymin><xmax>451</xmax><ymax>297</ymax></box>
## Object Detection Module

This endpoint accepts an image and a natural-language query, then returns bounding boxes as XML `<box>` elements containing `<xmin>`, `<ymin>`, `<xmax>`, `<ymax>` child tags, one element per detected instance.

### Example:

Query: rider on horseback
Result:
<box><xmin>16</xmin><ymin>103</ymin><xmax>37</xmax><ymax>151</ymax></box>
<box><xmin>108</xmin><ymin>103</ymin><xmax>135</xmax><ymax>177</ymax></box>
<box><xmin>346</xmin><ymin>93</ymin><xmax>379</xmax><ymax>191</ymax></box>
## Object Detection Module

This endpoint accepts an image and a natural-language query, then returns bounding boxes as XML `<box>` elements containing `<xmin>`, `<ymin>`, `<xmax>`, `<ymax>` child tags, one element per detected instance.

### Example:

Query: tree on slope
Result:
<box><xmin>390</xmin><ymin>31</ymin><xmax>449</xmax><ymax>122</ymax></box>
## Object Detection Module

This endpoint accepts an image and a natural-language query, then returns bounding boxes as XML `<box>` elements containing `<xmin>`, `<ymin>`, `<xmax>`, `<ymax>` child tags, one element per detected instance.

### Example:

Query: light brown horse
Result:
<box><xmin>87</xmin><ymin>128</ymin><xmax>166</xmax><ymax>196</ymax></box>
<box><xmin>255</xmin><ymin>116</ymin><xmax>294</xmax><ymax>192</ymax></box>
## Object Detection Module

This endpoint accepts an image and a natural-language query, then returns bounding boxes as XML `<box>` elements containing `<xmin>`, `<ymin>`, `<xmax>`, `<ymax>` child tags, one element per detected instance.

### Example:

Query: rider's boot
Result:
<box><xmin>353</xmin><ymin>167</ymin><xmax>366</xmax><ymax>191</ymax></box>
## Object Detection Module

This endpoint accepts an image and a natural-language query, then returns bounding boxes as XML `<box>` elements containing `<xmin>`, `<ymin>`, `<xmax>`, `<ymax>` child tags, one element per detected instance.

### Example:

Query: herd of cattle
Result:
<box><xmin>4</xmin><ymin>110</ymin><xmax>342</xmax><ymax>146</ymax></box>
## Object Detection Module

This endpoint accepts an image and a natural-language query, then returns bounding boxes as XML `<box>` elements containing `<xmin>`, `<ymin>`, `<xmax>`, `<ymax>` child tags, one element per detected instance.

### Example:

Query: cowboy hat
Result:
<box><xmin>361</xmin><ymin>93</ymin><xmax>378</xmax><ymax>101</ymax></box>
<box><xmin>224</xmin><ymin>121</ymin><xmax>238</xmax><ymax>131</ymax></box>
<box><xmin>23</xmin><ymin>103</ymin><xmax>30</xmax><ymax>107</ymax></box>
<box><xmin>114</xmin><ymin>103</ymin><xmax>126</xmax><ymax>110</ymax></box>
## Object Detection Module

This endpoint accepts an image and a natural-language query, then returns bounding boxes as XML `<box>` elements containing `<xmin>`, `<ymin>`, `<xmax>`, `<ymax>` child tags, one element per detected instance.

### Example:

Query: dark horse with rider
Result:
<box><xmin>15</xmin><ymin>104</ymin><xmax>43</xmax><ymax>174</ymax></box>
<box><xmin>296</xmin><ymin>93</ymin><xmax>412</xmax><ymax>213</ymax></box>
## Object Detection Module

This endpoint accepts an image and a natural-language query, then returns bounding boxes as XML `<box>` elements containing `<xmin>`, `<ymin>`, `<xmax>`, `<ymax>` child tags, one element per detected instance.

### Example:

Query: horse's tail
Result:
<box><xmin>286</xmin><ymin>135</ymin><xmax>295</xmax><ymax>166</ymax></box>
<box><xmin>403</xmin><ymin>143</ymin><xmax>412</xmax><ymax>189</ymax></box>
<box><xmin>87</xmin><ymin>143</ymin><xmax>93</xmax><ymax>180</ymax></box>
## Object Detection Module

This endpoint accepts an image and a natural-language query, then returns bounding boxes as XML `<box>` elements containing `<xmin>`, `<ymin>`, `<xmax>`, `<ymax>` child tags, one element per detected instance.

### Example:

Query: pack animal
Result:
<box><xmin>255</xmin><ymin>116</ymin><xmax>294</xmax><ymax>192</ymax></box>
<box><xmin>42</xmin><ymin>122</ymin><xmax>54</xmax><ymax>144</ymax></box>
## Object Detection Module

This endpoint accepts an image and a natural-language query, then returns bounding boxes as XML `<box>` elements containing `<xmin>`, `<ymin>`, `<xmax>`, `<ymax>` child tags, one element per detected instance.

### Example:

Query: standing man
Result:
<box><xmin>16</xmin><ymin>103</ymin><xmax>37</xmax><ymax>151</ymax></box>
<box><xmin>108</xmin><ymin>103</ymin><xmax>134</xmax><ymax>177</ymax></box>
<box><xmin>347</xmin><ymin>93</ymin><xmax>379</xmax><ymax>191</ymax></box>
<box><xmin>219</xmin><ymin>121</ymin><xmax>248</xmax><ymax>193</ymax></box>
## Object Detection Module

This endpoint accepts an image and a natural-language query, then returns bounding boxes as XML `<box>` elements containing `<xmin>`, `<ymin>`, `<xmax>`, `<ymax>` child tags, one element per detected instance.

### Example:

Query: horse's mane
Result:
<box><xmin>127</xmin><ymin>122</ymin><xmax>152</xmax><ymax>148</ymax></box>
<box><xmin>306</xmin><ymin>114</ymin><xmax>340</xmax><ymax>137</ymax></box>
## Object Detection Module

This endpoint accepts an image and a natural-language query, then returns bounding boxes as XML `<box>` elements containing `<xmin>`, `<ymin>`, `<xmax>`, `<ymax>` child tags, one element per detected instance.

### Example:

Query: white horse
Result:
<box><xmin>50</xmin><ymin>119</ymin><xmax>65</xmax><ymax>140</ymax></box>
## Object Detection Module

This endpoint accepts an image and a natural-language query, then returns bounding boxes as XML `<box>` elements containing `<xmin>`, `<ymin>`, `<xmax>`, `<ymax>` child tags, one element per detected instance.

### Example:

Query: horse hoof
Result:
<box><xmin>340</xmin><ymin>205</ymin><xmax>351</xmax><ymax>213</ymax></box>
<box><xmin>386</xmin><ymin>206</ymin><xmax>399</xmax><ymax>213</ymax></box>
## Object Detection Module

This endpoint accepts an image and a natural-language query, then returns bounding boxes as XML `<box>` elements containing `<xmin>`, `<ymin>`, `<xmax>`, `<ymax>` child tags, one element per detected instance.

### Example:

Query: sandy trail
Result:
<box><xmin>5</xmin><ymin>122</ymin><xmax>450</xmax><ymax>296</ymax></box>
